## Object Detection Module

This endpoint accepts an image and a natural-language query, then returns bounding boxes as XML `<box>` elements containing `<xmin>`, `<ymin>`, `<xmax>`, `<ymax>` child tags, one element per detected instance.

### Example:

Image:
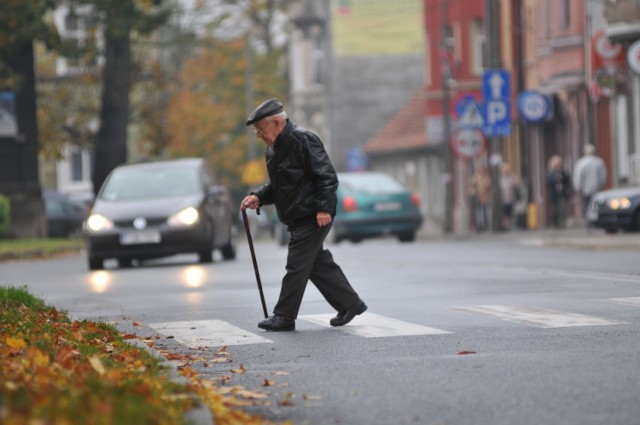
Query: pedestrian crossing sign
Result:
<box><xmin>455</xmin><ymin>95</ymin><xmax>484</xmax><ymax>129</ymax></box>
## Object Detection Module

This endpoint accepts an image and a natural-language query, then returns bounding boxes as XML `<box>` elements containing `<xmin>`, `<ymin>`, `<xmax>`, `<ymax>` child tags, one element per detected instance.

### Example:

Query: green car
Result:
<box><xmin>332</xmin><ymin>172</ymin><xmax>423</xmax><ymax>243</ymax></box>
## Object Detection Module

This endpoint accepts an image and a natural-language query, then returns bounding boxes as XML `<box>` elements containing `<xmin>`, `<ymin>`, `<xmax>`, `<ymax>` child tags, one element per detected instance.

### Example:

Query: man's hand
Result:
<box><xmin>241</xmin><ymin>194</ymin><xmax>260</xmax><ymax>211</ymax></box>
<box><xmin>317</xmin><ymin>212</ymin><xmax>332</xmax><ymax>227</ymax></box>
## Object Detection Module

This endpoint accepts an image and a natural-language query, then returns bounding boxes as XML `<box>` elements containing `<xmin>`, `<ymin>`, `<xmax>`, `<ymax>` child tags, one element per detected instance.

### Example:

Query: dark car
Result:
<box><xmin>587</xmin><ymin>186</ymin><xmax>640</xmax><ymax>233</ymax></box>
<box><xmin>43</xmin><ymin>190</ymin><xmax>88</xmax><ymax>238</ymax></box>
<box><xmin>84</xmin><ymin>158</ymin><xmax>236</xmax><ymax>270</ymax></box>
<box><xmin>331</xmin><ymin>172</ymin><xmax>423</xmax><ymax>243</ymax></box>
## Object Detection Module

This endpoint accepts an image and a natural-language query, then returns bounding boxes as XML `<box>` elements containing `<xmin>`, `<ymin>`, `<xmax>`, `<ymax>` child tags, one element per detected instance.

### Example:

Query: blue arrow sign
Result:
<box><xmin>482</xmin><ymin>69</ymin><xmax>512</xmax><ymax>137</ymax></box>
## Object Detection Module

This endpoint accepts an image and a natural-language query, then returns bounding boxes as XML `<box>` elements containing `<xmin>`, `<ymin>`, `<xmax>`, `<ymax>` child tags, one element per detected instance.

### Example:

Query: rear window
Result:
<box><xmin>100</xmin><ymin>166</ymin><xmax>201</xmax><ymax>200</ymax></box>
<box><xmin>339</xmin><ymin>173</ymin><xmax>405</xmax><ymax>194</ymax></box>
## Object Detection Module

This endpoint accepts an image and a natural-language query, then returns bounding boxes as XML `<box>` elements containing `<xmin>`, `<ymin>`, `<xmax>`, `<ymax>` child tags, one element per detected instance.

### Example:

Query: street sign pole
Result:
<box><xmin>486</xmin><ymin>0</ymin><xmax>503</xmax><ymax>232</ymax></box>
<box><xmin>441</xmin><ymin>0</ymin><xmax>453</xmax><ymax>235</ymax></box>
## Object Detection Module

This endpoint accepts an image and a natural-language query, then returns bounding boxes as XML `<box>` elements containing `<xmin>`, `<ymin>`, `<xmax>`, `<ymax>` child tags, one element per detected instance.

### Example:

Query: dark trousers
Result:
<box><xmin>273</xmin><ymin>221</ymin><xmax>360</xmax><ymax>319</ymax></box>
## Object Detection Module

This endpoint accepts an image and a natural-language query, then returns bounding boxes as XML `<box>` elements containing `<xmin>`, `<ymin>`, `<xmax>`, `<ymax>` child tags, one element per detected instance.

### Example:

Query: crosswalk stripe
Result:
<box><xmin>149</xmin><ymin>320</ymin><xmax>272</xmax><ymax>348</ymax></box>
<box><xmin>607</xmin><ymin>297</ymin><xmax>640</xmax><ymax>307</ymax></box>
<box><xmin>300</xmin><ymin>313</ymin><xmax>452</xmax><ymax>337</ymax></box>
<box><xmin>453</xmin><ymin>305</ymin><xmax>627</xmax><ymax>328</ymax></box>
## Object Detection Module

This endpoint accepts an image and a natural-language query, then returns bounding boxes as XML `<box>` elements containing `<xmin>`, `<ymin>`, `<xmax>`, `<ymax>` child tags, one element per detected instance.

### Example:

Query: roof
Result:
<box><xmin>363</xmin><ymin>88</ymin><xmax>429</xmax><ymax>155</ymax></box>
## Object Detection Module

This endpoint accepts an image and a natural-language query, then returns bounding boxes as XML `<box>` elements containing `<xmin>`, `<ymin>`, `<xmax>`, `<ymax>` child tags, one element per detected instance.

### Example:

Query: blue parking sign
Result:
<box><xmin>482</xmin><ymin>70</ymin><xmax>512</xmax><ymax>137</ymax></box>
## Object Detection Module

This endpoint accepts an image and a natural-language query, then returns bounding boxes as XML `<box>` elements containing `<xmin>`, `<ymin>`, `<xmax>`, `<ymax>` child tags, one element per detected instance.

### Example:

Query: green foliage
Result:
<box><xmin>0</xmin><ymin>286</ymin><xmax>47</xmax><ymax>312</ymax></box>
<box><xmin>0</xmin><ymin>194</ymin><xmax>10</xmax><ymax>238</ymax></box>
<box><xmin>0</xmin><ymin>0</ymin><xmax>60</xmax><ymax>91</ymax></box>
<box><xmin>164</xmin><ymin>35</ymin><xmax>286</xmax><ymax>191</ymax></box>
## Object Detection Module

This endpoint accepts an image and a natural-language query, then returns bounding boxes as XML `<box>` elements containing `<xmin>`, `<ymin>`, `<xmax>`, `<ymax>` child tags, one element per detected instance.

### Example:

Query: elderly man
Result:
<box><xmin>240</xmin><ymin>98</ymin><xmax>367</xmax><ymax>331</ymax></box>
<box><xmin>572</xmin><ymin>144</ymin><xmax>607</xmax><ymax>218</ymax></box>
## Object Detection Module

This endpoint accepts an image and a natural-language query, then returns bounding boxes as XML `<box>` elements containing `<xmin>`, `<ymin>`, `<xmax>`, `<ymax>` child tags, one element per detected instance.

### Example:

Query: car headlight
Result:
<box><xmin>607</xmin><ymin>197</ymin><xmax>632</xmax><ymax>210</ymax></box>
<box><xmin>168</xmin><ymin>207</ymin><xmax>200</xmax><ymax>227</ymax></box>
<box><xmin>85</xmin><ymin>214</ymin><xmax>114</xmax><ymax>232</ymax></box>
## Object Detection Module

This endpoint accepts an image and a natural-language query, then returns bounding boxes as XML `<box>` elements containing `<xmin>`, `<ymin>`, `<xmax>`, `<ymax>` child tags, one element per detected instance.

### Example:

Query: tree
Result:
<box><xmin>67</xmin><ymin>0</ymin><xmax>172</xmax><ymax>196</ymax></box>
<box><xmin>159</xmin><ymin>0</ymin><xmax>288</xmax><ymax>192</ymax></box>
<box><xmin>0</xmin><ymin>0</ymin><xmax>59</xmax><ymax>237</ymax></box>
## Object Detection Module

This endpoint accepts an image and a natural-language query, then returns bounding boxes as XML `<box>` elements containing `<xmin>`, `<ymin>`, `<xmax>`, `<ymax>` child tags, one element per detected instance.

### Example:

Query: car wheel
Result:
<box><xmin>398</xmin><ymin>232</ymin><xmax>416</xmax><ymax>242</ymax></box>
<box><xmin>199</xmin><ymin>221</ymin><xmax>214</xmax><ymax>263</ymax></box>
<box><xmin>633</xmin><ymin>209</ymin><xmax>640</xmax><ymax>232</ymax></box>
<box><xmin>88</xmin><ymin>257</ymin><xmax>104</xmax><ymax>271</ymax></box>
<box><xmin>221</xmin><ymin>231</ymin><xmax>236</xmax><ymax>260</ymax></box>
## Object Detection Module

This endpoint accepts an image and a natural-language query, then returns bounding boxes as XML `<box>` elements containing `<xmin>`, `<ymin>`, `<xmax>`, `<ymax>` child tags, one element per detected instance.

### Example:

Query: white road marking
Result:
<box><xmin>300</xmin><ymin>313</ymin><xmax>451</xmax><ymax>337</ymax></box>
<box><xmin>489</xmin><ymin>266</ymin><xmax>640</xmax><ymax>284</ymax></box>
<box><xmin>453</xmin><ymin>305</ymin><xmax>627</xmax><ymax>328</ymax></box>
<box><xmin>149</xmin><ymin>320</ymin><xmax>272</xmax><ymax>348</ymax></box>
<box><xmin>607</xmin><ymin>297</ymin><xmax>640</xmax><ymax>307</ymax></box>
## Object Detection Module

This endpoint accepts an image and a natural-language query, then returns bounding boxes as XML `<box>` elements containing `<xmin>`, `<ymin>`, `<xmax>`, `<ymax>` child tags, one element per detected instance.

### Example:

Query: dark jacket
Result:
<box><xmin>546</xmin><ymin>170</ymin><xmax>571</xmax><ymax>202</ymax></box>
<box><xmin>253</xmin><ymin>120</ymin><xmax>338</xmax><ymax>226</ymax></box>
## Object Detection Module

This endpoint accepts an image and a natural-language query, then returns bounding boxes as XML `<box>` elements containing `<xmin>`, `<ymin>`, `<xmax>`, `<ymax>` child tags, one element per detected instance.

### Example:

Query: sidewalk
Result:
<box><xmin>453</xmin><ymin>226</ymin><xmax>640</xmax><ymax>250</ymax></box>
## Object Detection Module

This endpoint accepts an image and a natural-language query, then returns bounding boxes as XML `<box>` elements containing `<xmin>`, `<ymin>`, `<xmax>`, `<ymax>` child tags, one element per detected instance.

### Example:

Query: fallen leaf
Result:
<box><xmin>132</xmin><ymin>321</ymin><xmax>142</xmax><ymax>327</ymax></box>
<box><xmin>262</xmin><ymin>379</ymin><xmax>275</xmax><ymax>387</ymax></box>
<box><xmin>89</xmin><ymin>356</ymin><xmax>106</xmax><ymax>375</ymax></box>
<box><xmin>122</xmin><ymin>333</ymin><xmax>137</xmax><ymax>340</ymax></box>
<box><xmin>272</xmin><ymin>371</ymin><xmax>289</xmax><ymax>376</ymax></box>
<box><xmin>303</xmin><ymin>394</ymin><xmax>322</xmax><ymax>401</ymax></box>
<box><xmin>278</xmin><ymin>400</ymin><xmax>294</xmax><ymax>407</ymax></box>
<box><xmin>230</xmin><ymin>364</ymin><xmax>246</xmax><ymax>374</ymax></box>
<box><xmin>6</xmin><ymin>336</ymin><xmax>27</xmax><ymax>350</ymax></box>
<box><xmin>458</xmin><ymin>351</ymin><xmax>477</xmax><ymax>355</ymax></box>
<box><xmin>235</xmin><ymin>389</ymin><xmax>268</xmax><ymax>399</ymax></box>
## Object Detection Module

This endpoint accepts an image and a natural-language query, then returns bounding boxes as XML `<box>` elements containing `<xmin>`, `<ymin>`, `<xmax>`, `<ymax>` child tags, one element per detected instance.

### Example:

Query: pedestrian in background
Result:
<box><xmin>240</xmin><ymin>98</ymin><xmax>367</xmax><ymax>332</ymax></box>
<box><xmin>500</xmin><ymin>163</ymin><xmax>520</xmax><ymax>230</ymax></box>
<box><xmin>572</xmin><ymin>144</ymin><xmax>606</xmax><ymax>219</ymax></box>
<box><xmin>469</xmin><ymin>167</ymin><xmax>491</xmax><ymax>232</ymax></box>
<box><xmin>546</xmin><ymin>155</ymin><xmax>572</xmax><ymax>228</ymax></box>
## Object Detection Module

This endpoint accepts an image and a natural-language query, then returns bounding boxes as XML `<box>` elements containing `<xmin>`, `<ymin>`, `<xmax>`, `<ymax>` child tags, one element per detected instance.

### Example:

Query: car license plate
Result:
<box><xmin>120</xmin><ymin>230</ymin><xmax>161</xmax><ymax>245</ymax></box>
<box><xmin>373</xmin><ymin>201</ymin><xmax>402</xmax><ymax>212</ymax></box>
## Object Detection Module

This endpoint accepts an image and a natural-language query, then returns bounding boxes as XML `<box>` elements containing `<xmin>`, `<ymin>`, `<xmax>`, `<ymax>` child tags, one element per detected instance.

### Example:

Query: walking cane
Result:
<box><xmin>242</xmin><ymin>208</ymin><xmax>269</xmax><ymax>319</ymax></box>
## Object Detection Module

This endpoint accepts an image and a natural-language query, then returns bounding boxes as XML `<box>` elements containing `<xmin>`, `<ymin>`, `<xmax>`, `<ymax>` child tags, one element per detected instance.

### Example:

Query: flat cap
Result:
<box><xmin>245</xmin><ymin>98</ymin><xmax>284</xmax><ymax>126</ymax></box>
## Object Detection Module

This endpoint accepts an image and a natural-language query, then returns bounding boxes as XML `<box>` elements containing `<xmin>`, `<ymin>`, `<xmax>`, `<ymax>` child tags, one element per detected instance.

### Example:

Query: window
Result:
<box><xmin>561</xmin><ymin>0</ymin><xmax>570</xmax><ymax>29</ymax></box>
<box><xmin>70</xmin><ymin>147</ymin><xmax>83</xmax><ymax>182</ymax></box>
<box><xmin>470</xmin><ymin>18</ymin><xmax>485</xmax><ymax>75</ymax></box>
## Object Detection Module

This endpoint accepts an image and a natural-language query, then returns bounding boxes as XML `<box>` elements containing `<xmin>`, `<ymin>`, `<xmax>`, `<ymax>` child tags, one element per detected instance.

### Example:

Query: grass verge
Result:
<box><xmin>0</xmin><ymin>238</ymin><xmax>84</xmax><ymax>262</ymax></box>
<box><xmin>0</xmin><ymin>286</ymin><xmax>290</xmax><ymax>425</ymax></box>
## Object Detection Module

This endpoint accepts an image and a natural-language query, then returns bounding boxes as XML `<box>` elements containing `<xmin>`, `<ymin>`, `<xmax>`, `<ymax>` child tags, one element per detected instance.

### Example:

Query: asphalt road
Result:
<box><xmin>1</xmin><ymin>233</ymin><xmax>639</xmax><ymax>425</ymax></box>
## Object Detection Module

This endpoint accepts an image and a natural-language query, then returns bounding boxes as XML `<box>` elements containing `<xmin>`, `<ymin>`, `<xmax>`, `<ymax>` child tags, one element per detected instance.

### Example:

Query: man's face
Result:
<box><xmin>252</xmin><ymin>118</ymin><xmax>281</xmax><ymax>146</ymax></box>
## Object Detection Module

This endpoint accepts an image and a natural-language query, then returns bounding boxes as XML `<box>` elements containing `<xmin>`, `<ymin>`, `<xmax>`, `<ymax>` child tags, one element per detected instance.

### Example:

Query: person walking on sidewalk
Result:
<box><xmin>546</xmin><ymin>155</ymin><xmax>572</xmax><ymax>228</ymax></box>
<box><xmin>240</xmin><ymin>98</ymin><xmax>367</xmax><ymax>332</ymax></box>
<box><xmin>572</xmin><ymin>144</ymin><xmax>606</xmax><ymax>218</ymax></box>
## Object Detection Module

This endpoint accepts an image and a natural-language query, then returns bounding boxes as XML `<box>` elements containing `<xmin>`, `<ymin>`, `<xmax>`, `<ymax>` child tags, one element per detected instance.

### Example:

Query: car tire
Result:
<box><xmin>633</xmin><ymin>209</ymin><xmax>640</xmax><ymax>232</ymax></box>
<box><xmin>398</xmin><ymin>232</ymin><xmax>416</xmax><ymax>242</ymax></box>
<box><xmin>88</xmin><ymin>257</ymin><xmax>104</xmax><ymax>271</ymax></box>
<box><xmin>198</xmin><ymin>250</ymin><xmax>213</xmax><ymax>263</ymax></box>
<box><xmin>221</xmin><ymin>233</ymin><xmax>236</xmax><ymax>260</ymax></box>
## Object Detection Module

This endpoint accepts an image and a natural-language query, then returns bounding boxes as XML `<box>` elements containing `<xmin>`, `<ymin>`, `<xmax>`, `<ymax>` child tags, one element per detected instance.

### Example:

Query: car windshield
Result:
<box><xmin>340</xmin><ymin>173</ymin><xmax>405</xmax><ymax>194</ymax></box>
<box><xmin>100</xmin><ymin>167</ymin><xmax>201</xmax><ymax>201</ymax></box>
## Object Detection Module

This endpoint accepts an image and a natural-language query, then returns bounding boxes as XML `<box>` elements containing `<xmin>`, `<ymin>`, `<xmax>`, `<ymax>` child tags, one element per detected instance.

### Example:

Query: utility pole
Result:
<box><xmin>441</xmin><ymin>0</ymin><xmax>453</xmax><ymax>234</ymax></box>
<box><xmin>486</xmin><ymin>0</ymin><xmax>503</xmax><ymax>232</ymax></box>
<box><xmin>245</xmin><ymin>32</ymin><xmax>256</xmax><ymax>162</ymax></box>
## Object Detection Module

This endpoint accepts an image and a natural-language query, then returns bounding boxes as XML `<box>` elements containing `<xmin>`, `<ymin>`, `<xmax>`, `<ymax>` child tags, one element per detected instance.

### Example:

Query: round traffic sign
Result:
<box><xmin>518</xmin><ymin>91</ymin><xmax>550</xmax><ymax>123</ymax></box>
<box><xmin>628</xmin><ymin>40</ymin><xmax>640</xmax><ymax>75</ymax></box>
<box><xmin>451</xmin><ymin>129</ymin><xmax>486</xmax><ymax>160</ymax></box>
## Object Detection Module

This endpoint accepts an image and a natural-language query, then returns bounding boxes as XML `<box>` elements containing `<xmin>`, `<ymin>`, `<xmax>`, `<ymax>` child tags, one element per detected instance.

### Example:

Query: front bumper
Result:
<box><xmin>86</xmin><ymin>224</ymin><xmax>208</xmax><ymax>260</ymax></box>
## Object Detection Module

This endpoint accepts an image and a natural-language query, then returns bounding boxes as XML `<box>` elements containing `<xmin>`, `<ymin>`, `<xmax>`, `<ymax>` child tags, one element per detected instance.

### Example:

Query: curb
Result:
<box><xmin>126</xmin><ymin>339</ymin><xmax>215</xmax><ymax>425</ymax></box>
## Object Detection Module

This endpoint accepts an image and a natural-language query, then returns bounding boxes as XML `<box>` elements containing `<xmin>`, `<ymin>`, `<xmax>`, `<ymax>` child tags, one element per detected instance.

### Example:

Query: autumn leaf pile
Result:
<box><xmin>0</xmin><ymin>286</ymin><xmax>195</xmax><ymax>425</ymax></box>
<box><xmin>0</xmin><ymin>286</ymin><xmax>292</xmax><ymax>425</ymax></box>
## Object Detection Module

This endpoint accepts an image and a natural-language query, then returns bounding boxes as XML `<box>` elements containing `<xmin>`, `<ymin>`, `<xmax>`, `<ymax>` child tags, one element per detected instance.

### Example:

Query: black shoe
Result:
<box><xmin>330</xmin><ymin>300</ymin><xmax>367</xmax><ymax>327</ymax></box>
<box><xmin>258</xmin><ymin>315</ymin><xmax>295</xmax><ymax>331</ymax></box>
